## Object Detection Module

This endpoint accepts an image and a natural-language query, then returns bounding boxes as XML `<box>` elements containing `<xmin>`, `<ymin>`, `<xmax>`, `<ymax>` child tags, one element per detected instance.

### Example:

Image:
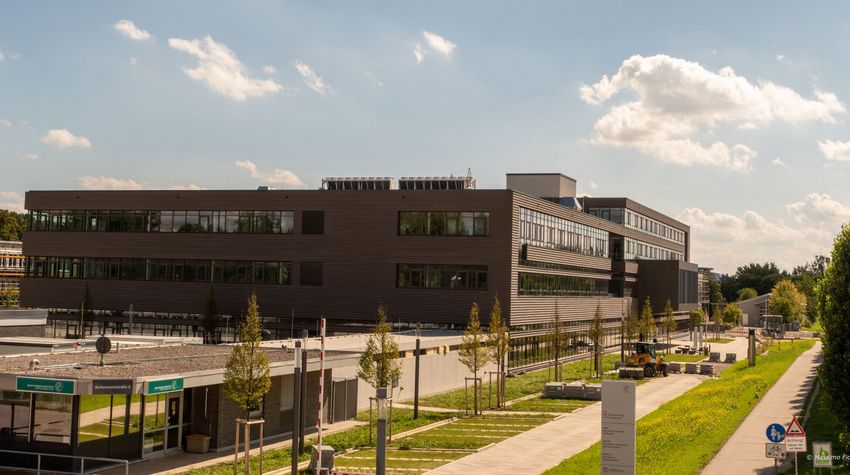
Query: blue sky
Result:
<box><xmin>2</xmin><ymin>1</ymin><xmax>850</xmax><ymax>273</ymax></box>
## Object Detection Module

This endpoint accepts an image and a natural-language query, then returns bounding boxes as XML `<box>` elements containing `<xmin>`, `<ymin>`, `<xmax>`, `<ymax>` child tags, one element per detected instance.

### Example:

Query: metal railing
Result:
<box><xmin>0</xmin><ymin>449</ymin><xmax>129</xmax><ymax>475</ymax></box>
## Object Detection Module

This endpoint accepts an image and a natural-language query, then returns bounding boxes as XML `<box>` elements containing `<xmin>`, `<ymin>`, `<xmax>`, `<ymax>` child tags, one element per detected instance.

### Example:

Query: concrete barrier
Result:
<box><xmin>699</xmin><ymin>364</ymin><xmax>715</xmax><ymax>376</ymax></box>
<box><xmin>685</xmin><ymin>363</ymin><xmax>699</xmax><ymax>374</ymax></box>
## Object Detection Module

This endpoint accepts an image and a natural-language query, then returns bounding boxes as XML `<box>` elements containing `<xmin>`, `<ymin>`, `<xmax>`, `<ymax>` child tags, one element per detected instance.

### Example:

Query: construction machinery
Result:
<box><xmin>619</xmin><ymin>341</ymin><xmax>669</xmax><ymax>379</ymax></box>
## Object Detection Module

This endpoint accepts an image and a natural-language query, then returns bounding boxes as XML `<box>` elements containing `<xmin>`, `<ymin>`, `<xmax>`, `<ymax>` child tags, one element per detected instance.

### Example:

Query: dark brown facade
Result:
<box><xmin>21</xmin><ymin>183</ymin><xmax>699</xmax><ymax>367</ymax></box>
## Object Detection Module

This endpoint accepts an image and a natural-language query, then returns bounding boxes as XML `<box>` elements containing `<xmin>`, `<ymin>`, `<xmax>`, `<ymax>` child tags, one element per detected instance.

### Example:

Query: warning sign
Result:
<box><xmin>785</xmin><ymin>416</ymin><xmax>806</xmax><ymax>453</ymax></box>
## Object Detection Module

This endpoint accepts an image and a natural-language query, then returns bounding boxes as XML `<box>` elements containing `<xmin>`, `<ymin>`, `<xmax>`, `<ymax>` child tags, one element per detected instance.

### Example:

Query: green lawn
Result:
<box><xmin>187</xmin><ymin>409</ymin><xmax>453</xmax><ymax>475</ymax></box>
<box><xmin>507</xmin><ymin>396</ymin><xmax>596</xmax><ymax>413</ymax></box>
<box><xmin>417</xmin><ymin>353</ymin><xmax>622</xmax><ymax>410</ymax></box>
<box><xmin>663</xmin><ymin>353</ymin><xmax>706</xmax><ymax>362</ymax></box>
<box><xmin>544</xmin><ymin>339</ymin><xmax>816</xmax><ymax>475</ymax></box>
<box><xmin>801</xmin><ymin>320</ymin><xmax>823</xmax><ymax>333</ymax></box>
<box><xmin>397</xmin><ymin>415</ymin><xmax>553</xmax><ymax>450</ymax></box>
<box><xmin>793</xmin><ymin>387</ymin><xmax>848</xmax><ymax>474</ymax></box>
<box><xmin>335</xmin><ymin>448</ymin><xmax>472</xmax><ymax>473</ymax></box>
<box><xmin>705</xmin><ymin>337</ymin><xmax>735</xmax><ymax>344</ymax></box>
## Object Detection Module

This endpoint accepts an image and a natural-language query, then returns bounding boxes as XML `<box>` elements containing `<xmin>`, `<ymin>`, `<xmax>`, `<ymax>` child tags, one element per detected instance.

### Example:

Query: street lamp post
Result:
<box><xmin>376</xmin><ymin>387</ymin><xmax>388</xmax><ymax>475</ymax></box>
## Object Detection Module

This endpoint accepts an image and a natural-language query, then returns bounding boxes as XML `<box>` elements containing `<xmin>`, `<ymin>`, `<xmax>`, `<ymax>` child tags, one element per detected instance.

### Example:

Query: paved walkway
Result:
<box><xmin>701</xmin><ymin>341</ymin><xmax>822</xmax><ymax>475</ymax></box>
<box><xmin>426</xmin><ymin>373</ymin><xmax>705</xmax><ymax>475</ymax></box>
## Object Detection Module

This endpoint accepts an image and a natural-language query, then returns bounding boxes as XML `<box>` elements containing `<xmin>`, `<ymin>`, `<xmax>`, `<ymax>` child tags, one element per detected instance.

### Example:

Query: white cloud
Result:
<box><xmin>168</xmin><ymin>35</ymin><xmax>283</xmax><ymax>101</ymax></box>
<box><xmin>0</xmin><ymin>119</ymin><xmax>10</xmax><ymax>128</ymax></box>
<box><xmin>776</xmin><ymin>54</ymin><xmax>785</xmax><ymax>61</ymax></box>
<box><xmin>0</xmin><ymin>192</ymin><xmax>24</xmax><ymax>212</ymax></box>
<box><xmin>677</xmin><ymin>204</ymin><xmax>838</xmax><ymax>273</ymax></box>
<box><xmin>293</xmin><ymin>60</ymin><xmax>334</xmax><ymax>95</ymax></box>
<box><xmin>129</xmin><ymin>57</ymin><xmax>138</xmax><ymax>66</ymax></box>
<box><xmin>771</xmin><ymin>157</ymin><xmax>789</xmax><ymax>168</ymax></box>
<box><xmin>262</xmin><ymin>65</ymin><xmax>277</xmax><ymax>74</ymax></box>
<box><xmin>114</xmin><ymin>19</ymin><xmax>153</xmax><ymax>42</ymax></box>
<box><xmin>41</xmin><ymin>129</ymin><xmax>92</xmax><ymax>149</ymax></box>
<box><xmin>412</xmin><ymin>43</ymin><xmax>425</xmax><ymax>63</ymax></box>
<box><xmin>235</xmin><ymin>160</ymin><xmax>303</xmax><ymax>186</ymax></box>
<box><xmin>786</xmin><ymin>193</ymin><xmax>850</xmax><ymax>225</ymax></box>
<box><xmin>817</xmin><ymin>139</ymin><xmax>850</xmax><ymax>162</ymax></box>
<box><xmin>19</xmin><ymin>153</ymin><xmax>38</xmax><ymax>161</ymax></box>
<box><xmin>422</xmin><ymin>31</ymin><xmax>457</xmax><ymax>57</ymax></box>
<box><xmin>78</xmin><ymin>176</ymin><xmax>144</xmax><ymax>190</ymax></box>
<box><xmin>581</xmin><ymin>54</ymin><xmax>845</xmax><ymax>172</ymax></box>
<box><xmin>0</xmin><ymin>50</ymin><xmax>4</xmax><ymax>62</ymax></box>
<box><xmin>169</xmin><ymin>184</ymin><xmax>204</xmax><ymax>190</ymax></box>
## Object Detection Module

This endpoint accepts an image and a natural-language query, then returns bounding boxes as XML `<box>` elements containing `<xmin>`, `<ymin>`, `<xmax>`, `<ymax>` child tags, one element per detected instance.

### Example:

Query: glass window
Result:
<box><xmin>0</xmin><ymin>391</ymin><xmax>30</xmax><ymax>441</ymax></box>
<box><xmin>78</xmin><ymin>395</ymin><xmax>113</xmax><ymax>442</ymax></box>
<box><xmin>127</xmin><ymin>395</ymin><xmax>141</xmax><ymax>433</ymax></box>
<box><xmin>428</xmin><ymin>212</ymin><xmax>446</xmax><ymax>236</ymax></box>
<box><xmin>172</xmin><ymin>260</ymin><xmax>184</xmax><ymax>281</ymax></box>
<box><xmin>212</xmin><ymin>261</ymin><xmax>224</xmax><ymax>282</ymax></box>
<box><xmin>238</xmin><ymin>212</ymin><xmax>253</xmax><ymax>233</ymax></box>
<box><xmin>196</xmin><ymin>260</ymin><xmax>210</xmax><ymax>282</ymax></box>
<box><xmin>183</xmin><ymin>260</ymin><xmax>197</xmax><ymax>282</ymax></box>
<box><xmin>253</xmin><ymin>262</ymin><xmax>265</xmax><ymax>284</ymax></box>
<box><xmin>225</xmin><ymin>212</ymin><xmax>239</xmax><ymax>233</ymax></box>
<box><xmin>33</xmin><ymin>394</ymin><xmax>72</xmax><ymax>444</ymax></box>
<box><xmin>148</xmin><ymin>210</ymin><xmax>160</xmax><ymax>232</ymax></box>
<box><xmin>185</xmin><ymin>211</ymin><xmax>200</xmax><ymax>232</ymax></box>
<box><xmin>160</xmin><ymin>211</ymin><xmax>173</xmax><ymax>233</ymax></box>
<box><xmin>281</xmin><ymin>212</ymin><xmax>294</xmax><ymax>234</ymax></box>
<box><xmin>173</xmin><ymin>211</ymin><xmax>187</xmax><ymax>232</ymax></box>
<box><xmin>236</xmin><ymin>261</ymin><xmax>250</xmax><ymax>283</ymax></box>
<box><xmin>474</xmin><ymin>212</ymin><xmax>489</xmax><ymax>236</ymax></box>
<box><xmin>398</xmin><ymin>212</ymin><xmax>425</xmax><ymax>235</ymax></box>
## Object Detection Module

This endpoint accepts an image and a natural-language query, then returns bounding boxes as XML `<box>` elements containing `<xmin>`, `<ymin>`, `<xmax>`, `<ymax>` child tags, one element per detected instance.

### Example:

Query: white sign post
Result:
<box><xmin>602</xmin><ymin>380</ymin><xmax>636</xmax><ymax>474</ymax></box>
<box><xmin>784</xmin><ymin>416</ymin><xmax>807</xmax><ymax>475</ymax></box>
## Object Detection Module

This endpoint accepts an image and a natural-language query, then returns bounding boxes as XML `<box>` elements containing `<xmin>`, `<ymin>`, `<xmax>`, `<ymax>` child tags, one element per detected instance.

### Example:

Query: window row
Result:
<box><xmin>27</xmin><ymin>210</ymin><xmax>295</xmax><ymax>234</ymax></box>
<box><xmin>0</xmin><ymin>256</ymin><xmax>23</xmax><ymax>270</ymax></box>
<box><xmin>518</xmin><ymin>258</ymin><xmax>612</xmax><ymax>276</ymax></box>
<box><xmin>517</xmin><ymin>272</ymin><xmax>611</xmax><ymax>297</ymax></box>
<box><xmin>397</xmin><ymin>264</ymin><xmax>488</xmax><ymax>289</ymax></box>
<box><xmin>519</xmin><ymin>208</ymin><xmax>609</xmax><ymax>258</ymax></box>
<box><xmin>623</xmin><ymin>237</ymin><xmax>684</xmax><ymax>261</ymax></box>
<box><xmin>587</xmin><ymin>207</ymin><xmax>685</xmax><ymax>244</ymax></box>
<box><xmin>398</xmin><ymin>211</ymin><xmax>489</xmax><ymax>236</ymax></box>
<box><xmin>25</xmin><ymin>257</ymin><xmax>293</xmax><ymax>285</ymax></box>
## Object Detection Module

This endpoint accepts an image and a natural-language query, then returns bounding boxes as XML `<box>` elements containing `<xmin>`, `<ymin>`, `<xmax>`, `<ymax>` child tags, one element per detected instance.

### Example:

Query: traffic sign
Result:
<box><xmin>785</xmin><ymin>416</ymin><xmax>806</xmax><ymax>453</ymax></box>
<box><xmin>813</xmin><ymin>441</ymin><xmax>833</xmax><ymax>468</ymax></box>
<box><xmin>766</xmin><ymin>423</ymin><xmax>786</xmax><ymax>443</ymax></box>
<box><xmin>765</xmin><ymin>443</ymin><xmax>786</xmax><ymax>459</ymax></box>
<box><xmin>786</xmin><ymin>416</ymin><xmax>806</xmax><ymax>436</ymax></box>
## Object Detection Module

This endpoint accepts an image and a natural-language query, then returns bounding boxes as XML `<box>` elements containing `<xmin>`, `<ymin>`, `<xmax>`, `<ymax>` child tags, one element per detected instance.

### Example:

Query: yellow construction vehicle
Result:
<box><xmin>620</xmin><ymin>340</ymin><xmax>668</xmax><ymax>379</ymax></box>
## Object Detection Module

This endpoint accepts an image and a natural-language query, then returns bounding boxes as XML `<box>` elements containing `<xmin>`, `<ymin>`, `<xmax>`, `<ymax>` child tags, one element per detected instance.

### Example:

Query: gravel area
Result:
<box><xmin>0</xmin><ymin>345</ymin><xmax>335</xmax><ymax>379</ymax></box>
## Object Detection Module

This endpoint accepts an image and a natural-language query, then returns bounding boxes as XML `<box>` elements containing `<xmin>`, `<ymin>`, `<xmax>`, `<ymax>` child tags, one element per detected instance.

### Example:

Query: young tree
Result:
<box><xmin>625</xmin><ymin>311</ymin><xmax>639</xmax><ymax>346</ymax></box>
<box><xmin>712</xmin><ymin>306</ymin><xmax>723</xmax><ymax>339</ymax></box>
<box><xmin>459</xmin><ymin>302</ymin><xmax>491</xmax><ymax>415</ymax></box>
<box><xmin>588</xmin><ymin>302</ymin><xmax>604</xmax><ymax>379</ymax></box>
<box><xmin>723</xmin><ymin>302</ymin><xmax>743</xmax><ymax>327</ymax></box>
<box><xmin>639</xmin><ymin>297</ymin><xmax>655</xmax><ymax>341</ymax></box>
<box><xmin>708</xmin><ymin>277</ymin><xmax>724</xmax><ymax>307</ymax></box>
<box><xmin>736</xmin><ymin>287</ymin><xmax>758</xmax><ymax>301</ymax></box>
<box><xmin>689</xmin><ymin>308</ymin><xmax>705</xmax><ymax>336</ymax></box>
<box><xmin>357</xmin><ymin>305</ymin><xmax>402</xmax><ymax>389</ymax></box>
<box><xmin>793</xmin><ymin>255</ymin><xmax>830</xmax><ymax>323</ymax></box>
<box><xmin>818</xmin><ymin>224</ymin><xmax>850</xmax><ymax>453</ymax></box>
<box><xmin>769</xmin><ymin>279</ymin><xmax>808</xmax><ymax>325</ymax></box>
<box><xmin>663</xmin><ymin>299</ymin><xmax>676</xmax><ymax>354</ymax></box>
<box><xmin>200</xmin><ymin>288</ymin><xmax>220</xmax><ymax>344</ymax></box>
<box><xmin>224</xmin><ymin>293</ymin><xmax>272</xmax><ymax>422</ymax></box>
<box><xmin>487</xmin><ymin>296</ymin><xmax>509</xmax><ymax>408</ymax></box>
<box><xmin>546</xmin><ymin>300</ymin><xmax>565</xmax><ymax>381</ymax></box>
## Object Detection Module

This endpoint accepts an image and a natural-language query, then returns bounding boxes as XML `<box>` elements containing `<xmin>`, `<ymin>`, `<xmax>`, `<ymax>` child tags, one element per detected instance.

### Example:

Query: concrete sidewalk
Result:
<box><xmin>701</xmin><ymin>341</ymin><xmax>822</xmax><ymax>475</ymax></box>
<box><xmin>425</xmin><ymin>373</ymin><xmax>705</xmax><ymax>475</ymax></box>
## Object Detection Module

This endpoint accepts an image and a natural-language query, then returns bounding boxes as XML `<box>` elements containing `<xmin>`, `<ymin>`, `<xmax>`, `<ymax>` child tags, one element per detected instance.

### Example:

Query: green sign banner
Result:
<box><xmin>16</xmin><ymin>376</ymin><xmax>76</xmax><ymax>395</ymax></box>
<box><xmin>146</xmin><ymin>377</ymin><xmax>184</xmax><ymax>395</ymax></box>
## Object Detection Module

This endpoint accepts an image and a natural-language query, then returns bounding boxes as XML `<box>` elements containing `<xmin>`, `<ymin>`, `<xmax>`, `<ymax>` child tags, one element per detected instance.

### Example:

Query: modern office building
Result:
<box><xmin>20</xmin><ymin>173</ymin><xmax>698</xmax><ymax>368</ymax></box>
<box><xmin>0</xmin><ymin>240</ymin><xmax>23</xmax><ymax>298</ymax></box>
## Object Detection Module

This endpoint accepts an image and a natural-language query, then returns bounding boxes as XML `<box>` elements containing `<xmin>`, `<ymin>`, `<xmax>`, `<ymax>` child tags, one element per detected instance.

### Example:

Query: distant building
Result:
<box><xmin>738</xmin><ymin>293</ymin><xmax>771</xmax><ymax>326</ymax></box>
<box><xmin>0</xmin><ymin>240</ymin><xmax>23</xmax><ymax>297</ymax></box>
<box><xmin>698</xmin><ymin>267</ymin><xmax>714</xmax><ymax>311</ymax></box>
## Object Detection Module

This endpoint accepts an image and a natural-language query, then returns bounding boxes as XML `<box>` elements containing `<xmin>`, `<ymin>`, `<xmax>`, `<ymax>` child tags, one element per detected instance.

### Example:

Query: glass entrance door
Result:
<box><xmin>166</xmin><ymin>394</ymin><xmax>181</xmax><ymax>450</ymax></box>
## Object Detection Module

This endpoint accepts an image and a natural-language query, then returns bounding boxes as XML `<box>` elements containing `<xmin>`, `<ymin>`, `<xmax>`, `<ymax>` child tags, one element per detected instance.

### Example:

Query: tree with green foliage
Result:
<box><xmin>200</xmin><ymin>288</ymin><xmax>220</xmax><ymax>344</ymax></box>
<box><xmin>793</xmin><ymin>255</ymin><xmax>829</xmax><ymax>323</ymax></box>
<box><xmin>689</xmin><ymin>308</ymin><xmax>705</xmax><ymax>334</ymax></box>
<box><xmin>663</xmin><ymin>299</ymin><xmax>676</xmax><ymax>354</ymax></box>
<box><xmin>712</xmin><ymin>306</ymin><xmax>723</xmax><ymax>339</ymax></box>
<box><xmin>546</xmin><ymin>300</ymin><xmax>565</xmax><ymax>381</ymax></box>
<box><xmin>721</xmin><ymin>262</ymin><xmax>789</xmax><ymax>302</ymax></box>
<box><xmin>224</xmin><ymin>293</ymin><xmax>271</xmax><ymax>421</ymax></box>
<box><xmin>487</xmin><ymin>296</ymin><xmax>509</xmax><ymax>408</ymax></box>
<box><xmin>736</xmin><ymin>287</ymin><xmax>758</xmax><ymax>301</ymax></box>
<box><xmin>0</xmin><ymin>289</ymin><xmax>18</xmax><ymax>308</ymax></box>
<box><xmin>818</xmin><ymin>224</ymin><xmax>850</xmax><ymax>454</ymax></box>
<box><xmin>0</xmin><ymin>210</ymin><xmax>26</xmax><ymax>241</ymax></box>
<box><xmin>459</xmin><ymin>302</ymin><xmax>491</xmax><ymax>415</ymax></box>
<box><xmin>723</xmin><ymin>302</ymin><xmax>743</xmax><ymax>326</ymax></box>
<box><xmin>708</xmin><ymin>277</ymin><xmax>724</xmax><ymax>306</ymax></box>
<box><xmin>639</xmin><ymin>297</ymin><xmax>655</xmax><ymax>341</ymax></box>
<box><xmin>626</xmin><ymin>310</ymin><xmax>639</xmax><ymax>345</ymax></box>
<box><xmin>770</xmin><ymin>279</ymin><xmax>807</xmax><ymax>325</ymax></box>
<box><xmin>357</xmin><ymin>305</ymin><xmax>402</xmax><ymax>389</ymax></box>
<box><xmin>588</xmin><ymin>302</ymin><xmax>604</xmax><ymax>378</ymax></box>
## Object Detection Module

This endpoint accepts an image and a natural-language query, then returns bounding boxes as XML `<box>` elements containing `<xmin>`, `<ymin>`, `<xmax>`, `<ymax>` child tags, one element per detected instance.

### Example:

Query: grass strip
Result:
<box><xmin>417</xmin><ymin>354</ymin><xmax>622</xmax><ymax>410</ymax></box>
<box><xmin>544</xmin><ymin>339</ymin><xmax>816</xmax><ymax>475</ymax></box>
<box><xmin>705</xmin><ymin>337</ymin><xmax>735</xmax><ymax>344</ymax></box>
<box><xmin>794</xmin><ymin>385</ymin><xmax>848</xmax><ymax>474</ymax></box>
